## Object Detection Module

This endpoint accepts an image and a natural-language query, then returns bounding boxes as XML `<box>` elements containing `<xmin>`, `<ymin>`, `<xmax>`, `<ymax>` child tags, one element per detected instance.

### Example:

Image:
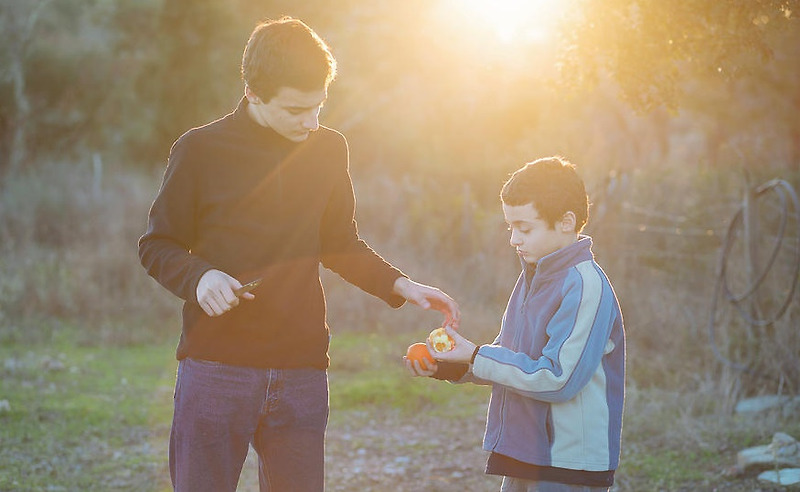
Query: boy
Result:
<box><xmin>407</xmin><ymin>156</ymin><xmax>625</xmax><ymax>491</ymax></box>
<box><xmin>139</xmin><ymin>17</ymin><xmax>459</xmax><ymax>492</ymax></box>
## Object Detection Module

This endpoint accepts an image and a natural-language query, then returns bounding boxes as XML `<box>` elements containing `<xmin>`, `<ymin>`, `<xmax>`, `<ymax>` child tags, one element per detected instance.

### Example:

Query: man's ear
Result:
<box><xmin>244</xmin><ymin>85</ymin><xmax>261</xmax><ymax>104</ymax></box>
<box><xmin>559</xmin><ymin>211</ymin><xmax>577</xmax><ymax>232</ymax></box>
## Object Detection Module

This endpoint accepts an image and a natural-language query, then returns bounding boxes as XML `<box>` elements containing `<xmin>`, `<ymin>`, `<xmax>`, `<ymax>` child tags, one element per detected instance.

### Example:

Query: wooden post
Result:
<box><xmin>741</xmin><ymin>170</ymin><xmax>760</xmax><ymax>340</ymax></box>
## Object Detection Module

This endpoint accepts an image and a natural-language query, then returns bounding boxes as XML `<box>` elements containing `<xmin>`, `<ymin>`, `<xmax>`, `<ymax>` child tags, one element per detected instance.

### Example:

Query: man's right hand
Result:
<box><xmin>195</xmin><ymin>269</ymin><xmax>255</xmax><ymax>317</ymax></box>
<box><xmin>392</xmin><ymin>277</ymin><xmax>461</xmax><ymax>329</ymax></box>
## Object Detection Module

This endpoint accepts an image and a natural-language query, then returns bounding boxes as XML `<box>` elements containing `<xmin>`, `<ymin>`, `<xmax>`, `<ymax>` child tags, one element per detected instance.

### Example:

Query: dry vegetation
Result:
<box><xmin>2</xmin><ymin>155</ymin><xmax>797</xmax><ymax>490</ymax></box>
<box><xmin>2</xmin><ymin>2</ymin><xmax>800</xmax><ymax>489</ymax></box>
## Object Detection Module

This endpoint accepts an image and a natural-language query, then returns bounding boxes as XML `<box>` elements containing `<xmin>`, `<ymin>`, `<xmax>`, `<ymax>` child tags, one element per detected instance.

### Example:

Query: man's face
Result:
<box><xmin>502</xmin><ymin>202</ymin><xmax>575</xmax><ymax>264</ymax></box>
<box><xmin>246</xmin><ymin>86</ymin><xmax>327</xmax><ymax>142</ymax></box>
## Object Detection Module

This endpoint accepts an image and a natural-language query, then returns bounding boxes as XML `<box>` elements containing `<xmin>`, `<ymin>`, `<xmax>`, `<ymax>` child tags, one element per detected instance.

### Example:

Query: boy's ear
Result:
<box><xmin>559</xmin><ymin>211</ymin><xmax>577</xmax><ymax>232</ymax></box>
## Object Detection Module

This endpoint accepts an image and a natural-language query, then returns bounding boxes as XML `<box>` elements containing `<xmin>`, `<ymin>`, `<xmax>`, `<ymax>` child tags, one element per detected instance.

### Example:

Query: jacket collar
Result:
<box><xmin>523</xmin><ymin>235</ymin><xmax>594</xmax><ymax>280</ymax></box>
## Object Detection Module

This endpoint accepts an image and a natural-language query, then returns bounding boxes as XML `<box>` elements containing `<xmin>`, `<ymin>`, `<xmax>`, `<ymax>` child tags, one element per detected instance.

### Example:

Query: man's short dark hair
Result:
<box><xmin>501</xmin><ymin>156</ymin><xmax>590</xmax><ymax>232</ymax></box>
<box><xmin>241</xmin><ymin>17</ymin><xmax>337</xmax><ymax>103</ymax></box>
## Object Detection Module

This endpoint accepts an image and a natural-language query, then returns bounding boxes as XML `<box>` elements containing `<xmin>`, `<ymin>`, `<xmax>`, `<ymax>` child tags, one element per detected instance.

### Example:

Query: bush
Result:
<box><xmin>0</xmin><ymin>158</ymin><xmax>178</xmax><ymax>345</ymax></box>
<box><xmin>1</xmin><ymin>152</ymin><xmax>797</xmax><ymax>404</ymax></box>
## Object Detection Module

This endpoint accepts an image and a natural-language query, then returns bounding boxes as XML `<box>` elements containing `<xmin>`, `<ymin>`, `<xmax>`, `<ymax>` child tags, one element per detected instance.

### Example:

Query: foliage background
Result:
<box><xmin>1</xmin><ymin>0</ymin><xmax>799</xmax><ymax>488</ymax></box>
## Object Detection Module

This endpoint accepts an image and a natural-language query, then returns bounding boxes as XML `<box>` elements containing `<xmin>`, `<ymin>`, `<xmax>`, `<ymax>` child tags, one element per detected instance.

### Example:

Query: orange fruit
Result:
<box><xmin>428</xmin><ymin>327</ymin><xmax>455</xmax><ymax>353</ymax></box>
<box><xmin>406</xmin><ymin>342</ymin><xmax>434</xmax><ymax>371</ymax></box>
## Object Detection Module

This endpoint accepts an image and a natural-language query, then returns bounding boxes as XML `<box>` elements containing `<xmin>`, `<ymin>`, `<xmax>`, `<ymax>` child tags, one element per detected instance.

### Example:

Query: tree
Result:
<box><xmin>0</xmin><ymin>0</ymin><xmax>51</xmax><ymax>174</ymax></box>
<box><xmin>141</xmin><ymin>0</ymin><xmax>241</xmax><ymax>162</ymax></box>
<box><xmin>0</xmin><ymin>0</ymin><xmax>149</xmax><ymax>174</ymax></box>
<box><xmin>559</xmin><ymin>1</ymin><xmax>798</xmax><ymax>109</ymax></box>
<box><xmin>557</xmin><ymin>1</ymin><xmax>800</xmax><ymax>172</ymax></box>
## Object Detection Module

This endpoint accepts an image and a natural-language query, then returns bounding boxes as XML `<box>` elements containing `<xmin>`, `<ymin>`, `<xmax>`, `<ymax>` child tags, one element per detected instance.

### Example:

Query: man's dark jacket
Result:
<box><xmin>139</xmin><ymin>98</ymin><xmax>406</xmax><ymax>369</ymax></box>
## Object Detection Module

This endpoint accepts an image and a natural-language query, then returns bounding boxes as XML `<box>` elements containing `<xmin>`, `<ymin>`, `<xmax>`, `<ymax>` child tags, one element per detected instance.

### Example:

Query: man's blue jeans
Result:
<box><xmin>169</xmin><ymin>358</ymin><xmax>329</xmax><ymax>491</ymax></box>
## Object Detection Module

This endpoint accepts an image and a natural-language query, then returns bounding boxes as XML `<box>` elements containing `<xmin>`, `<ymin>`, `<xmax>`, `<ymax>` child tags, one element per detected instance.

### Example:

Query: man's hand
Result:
<box><xmin>392</xmin><ymin>277</ymin><xmax>461</xmax><ymax>329</ymax></box>
<box><xmin>195</xmin><ymin>269</ymin><xmax>255</xmax><ymax>317</ymax></box>
<box><xmin>428</xmin><ymin>325</ymin><xmax>477</xmax><ymax>364</ymax></box>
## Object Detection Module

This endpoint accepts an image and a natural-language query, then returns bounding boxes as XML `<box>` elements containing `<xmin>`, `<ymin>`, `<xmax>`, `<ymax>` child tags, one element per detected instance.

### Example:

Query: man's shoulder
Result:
<box><xmin>314</xmin><ymin>125</ymin><xmax>347</xmax><ymax>144</ymax></box>
<box><xmin>298</xmin><ymin>126</ymin><xmax>348</xmax><ymax>161</ymax></box>
<box><xmin>175</xmin><ymin>113</ymin><xmax>233</xmax><ymax>146</ymax></box>
<box><xmin>165</xmin><ymin>115</ymin><xmax>236</xmax><ymax>169</ymax></box>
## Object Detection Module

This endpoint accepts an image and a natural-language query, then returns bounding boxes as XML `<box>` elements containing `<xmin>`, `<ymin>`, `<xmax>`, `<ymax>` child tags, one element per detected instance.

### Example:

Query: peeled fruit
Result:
<box><xmin>428</xmin><ymin>327</ymin><xmax>455</xmax><ymax>353</ymax></box>
<box><xmin>406</xmin><ymin>342</ymin><xmax>434</xmax><ymax>371</ymax></box>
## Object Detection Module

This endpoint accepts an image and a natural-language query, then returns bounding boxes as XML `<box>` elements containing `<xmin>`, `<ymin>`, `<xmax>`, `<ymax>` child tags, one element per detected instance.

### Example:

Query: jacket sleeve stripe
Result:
<box><xmin>473</xmin><ymin>261</ymin><xmax>605</xmax><ymax>401</ymax></box>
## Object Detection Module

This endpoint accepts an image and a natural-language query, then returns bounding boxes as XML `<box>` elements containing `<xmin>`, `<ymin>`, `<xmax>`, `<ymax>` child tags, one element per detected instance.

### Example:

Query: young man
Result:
<box><xmin>407</xmin><ymin>157</ymin><xmax>625</xmax><ymax>492</ymax></box>
<box><xmin>139</xmin><ymin>17</ymin><xmax>459</xmax><ymax>492</ymax></box>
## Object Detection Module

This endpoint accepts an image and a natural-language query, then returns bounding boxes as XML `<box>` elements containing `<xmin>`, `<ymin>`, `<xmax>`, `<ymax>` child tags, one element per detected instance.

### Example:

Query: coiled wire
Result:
<box><xmin>708</xmin><ymin>179</ymin><xmax>800</xmax><ymax>372</ymax></box>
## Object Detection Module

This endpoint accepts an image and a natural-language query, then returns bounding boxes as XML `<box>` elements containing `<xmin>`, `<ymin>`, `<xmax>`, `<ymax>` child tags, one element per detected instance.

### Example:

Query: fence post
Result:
<box><xmin>742</xmin><ymin>170</ymin><xmax>760</xmax><ymax>340</ymax></box>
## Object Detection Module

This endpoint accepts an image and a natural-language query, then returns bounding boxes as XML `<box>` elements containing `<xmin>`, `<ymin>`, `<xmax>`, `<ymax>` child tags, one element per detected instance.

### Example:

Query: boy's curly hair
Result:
<box><xmin>501</xmin><ymin>156</ymin><xmax>590</xmax><ymax>233</ymax></box>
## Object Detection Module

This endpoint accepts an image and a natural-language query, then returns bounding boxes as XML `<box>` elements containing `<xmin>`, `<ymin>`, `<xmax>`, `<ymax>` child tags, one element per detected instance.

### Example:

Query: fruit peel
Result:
<box><xmin>428</xmin><ymin>327</ymin><xmax>455</xmax><ymax>353</ymax></box>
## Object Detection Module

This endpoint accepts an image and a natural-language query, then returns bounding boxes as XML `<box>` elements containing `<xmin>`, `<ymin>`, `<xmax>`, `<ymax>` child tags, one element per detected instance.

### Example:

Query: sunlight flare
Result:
<box><xmin>451</xmin><ymin>0</ymin><xmax>569</xmax><ymax>44</ymax></box>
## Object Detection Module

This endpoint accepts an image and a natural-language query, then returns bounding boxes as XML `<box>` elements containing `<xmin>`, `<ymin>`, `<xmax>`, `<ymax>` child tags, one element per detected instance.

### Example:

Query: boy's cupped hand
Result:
<box><xmin>429</xmin><ymin>325</ymin><xmax>477</xmax><ymax>365</ymax></box>
<box><xmin>403</xmin><ymin>356</ymin><xmax>437</xmax><ymax>377</ymax></box>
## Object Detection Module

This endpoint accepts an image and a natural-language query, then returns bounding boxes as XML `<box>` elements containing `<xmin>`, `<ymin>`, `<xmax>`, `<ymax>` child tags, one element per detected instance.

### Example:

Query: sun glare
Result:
<box><xmin>452</xmin><ymin>0</ymin><xmax>568</xmax><ymax>44</ymax></box>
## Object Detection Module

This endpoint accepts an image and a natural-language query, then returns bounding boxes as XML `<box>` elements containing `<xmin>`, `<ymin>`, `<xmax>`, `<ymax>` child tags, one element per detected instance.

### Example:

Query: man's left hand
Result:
<box><xmin>393</xmin><ymin>277</ymin><xmax>460</xmax><ymax>329</ymax></box>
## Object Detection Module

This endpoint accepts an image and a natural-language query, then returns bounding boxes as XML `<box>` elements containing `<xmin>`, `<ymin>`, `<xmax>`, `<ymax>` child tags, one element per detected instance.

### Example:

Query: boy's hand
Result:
<box><xmin>403</xmin><ymin>356</ymin><xmax>437</xmax><ymax>377</ymax></box>
<box><xmin>393</xmin><ymin>277</ymin><xmax>461</xmax><ymax>329</ymax></box>
<box><xmin>428</xmin><ymin>325</ymin><xmax>476</xmax><ymax>364</ymax></box>
<box><xmin>196</xmin><ymin>269</ymin><xmax>255</xmax><ymax>317</ymax></box>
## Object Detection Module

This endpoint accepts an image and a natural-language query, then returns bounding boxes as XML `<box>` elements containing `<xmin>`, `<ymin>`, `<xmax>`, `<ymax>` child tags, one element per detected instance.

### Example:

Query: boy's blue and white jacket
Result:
<box><xmin>462</xmin><ymin>236</ymin><xmax>624</xmax><ymax>472</ymax></box>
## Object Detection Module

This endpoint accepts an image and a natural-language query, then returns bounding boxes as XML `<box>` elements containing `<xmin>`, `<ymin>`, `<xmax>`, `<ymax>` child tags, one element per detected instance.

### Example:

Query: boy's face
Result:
<box><xmin>502</xmin><ymin>202</ymin><xmax>577</xmax><ymax>264</ymax></box>
<box><xmin>246</xmin><ymin>86</ymin><xmax>327</xmax><ymax>142</ymax></box>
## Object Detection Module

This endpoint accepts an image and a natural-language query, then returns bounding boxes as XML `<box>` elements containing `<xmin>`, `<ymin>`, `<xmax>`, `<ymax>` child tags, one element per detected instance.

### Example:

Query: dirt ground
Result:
<box><xmin>234</xmin><ymin>405</ymin><xmax>499</xmax><ymax>492</ymax></box>
<box><xmin>324</xmin><ymin>407</ymin><xmax>500</xmax><ymax>492</ymax></box>
<box><xmin>228</xmin><ymin>405</ymin><xmax>796</xmax><ymax>492</ymax></box>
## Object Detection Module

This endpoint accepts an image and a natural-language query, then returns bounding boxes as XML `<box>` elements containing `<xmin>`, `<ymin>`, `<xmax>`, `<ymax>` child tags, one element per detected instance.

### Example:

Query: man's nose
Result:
<box><xmin>303</xmin><ymin>112</ymin><xmax>319</xmax><ymax>131</ymax></box>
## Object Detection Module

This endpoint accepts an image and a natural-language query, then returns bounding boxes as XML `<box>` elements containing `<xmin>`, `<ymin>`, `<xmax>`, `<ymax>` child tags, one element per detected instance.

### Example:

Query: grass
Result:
<box><xmin>2</xmin><ymin>330</ymin><xmax>799</xmax><ymax>490</ymax></box>
<box><xmin>621</xmin><ymin>449</ymin><xmax>712</xmax><ymax>489</ymax></box>
<box><xmin>0</xmin><ymin>330</ymin><xmax>488</xmax><ymax>491</ymax></box>
<box><xmin>329</xmin><ymin>331</ymin><xmax>490</xmax><ymax>417</ymax></box>
<box><xmin>0</xmin><ymin>340</ymin><xmax>176</xmax><ymax>491</ymax></box>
